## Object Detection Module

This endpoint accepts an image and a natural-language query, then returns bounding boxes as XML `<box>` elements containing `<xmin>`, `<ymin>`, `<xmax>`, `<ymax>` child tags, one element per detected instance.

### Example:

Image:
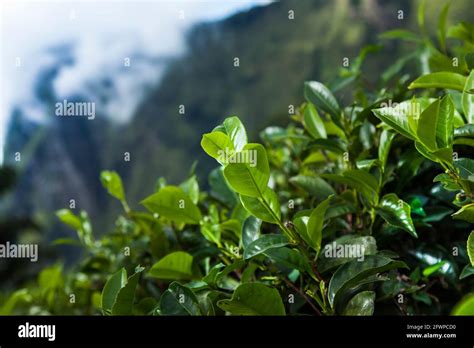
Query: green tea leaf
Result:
<box><xmin>223</xmin><ymin>116</ymin><xmax>248</xmax><ymax>151</ymax></box>
<box><xmin>372</xmin><ymin>102</ymin><xmax>418</xmax><ymax>140</ymax></box>
<box><xmin>219</xmin><ymin>219</ymin><xmax>241</xmax><ymax>238</ymax></box>
<box><xmin>240</xmin><ymin>187</ymin><xmax>280</xmax><ymax>223</ymax></box>
<box><xmin>433</xmin><ymin>173</ymin><xmax>460</xmax><ymax>191</ymax></box>
<box><xmin>304</xmin><ymin>103</ymin><xmax>327</xmax><ymax>139</ymax></box>
<box><xmin>447</xmin><ymin>22</ymin><xmax>474</xmax><ymax>43</ymax></box>
<box><xmin>179</xmin><ymin>175</ymin><xmax>199</xmax><ymax>205</ymax></box>
<box><xmin>202</xmin><ymin>260</ymin><xmax>245</xmax><ymax>289</ymax></box>
<box><xmin>323</xmin><ymin>169</ymin><xmax>379</xmax><ymax>206</ymax></box>
<box><xmin>201</xmin><ymin>131</ymin><xmax>235</xmax><ymax>164</ymax></box>
<box><xmin>242</xmin><ymin>216</ymin><xmax>262</xmax><ymax>249</ymax></box>
<box><xmin>452</xmin><ymin>294</ymin><xmax>474</xmax><ymax>315</ymax></box>
<box><xmin>437</xmin><ymin>3</ymin><xmax>450</xmax><ymax>52</ymax></box>
<box><xmin>422</xmin><ymin>261</ymin><xmax>447</xmax><ymax>277</ymax></box>
<box><xmin>378</xmin><ymin>129</ymin><xmax>395</xmax><ymax>170</ymax></box>
<box><xmin>328</xmin><ymin>255</ymin><xmax>408</xmax><ymax>307</ymax></box>
<box><xmin>307</xmin><ymin>195</ymin><xmax>333</xmax><ymax>254</ymax></box>
<box><xmin>160</xmin><ymin>282</ymin><xmax>201</xmax><ymax>315</ymax></box>
<box><xmin>454</xmin><ymin>138</ymin><xmax>474</xmax><ymax>146</ymax></box>
<box><xmin>417</xmin><ymin>0</ymin><xmax>426</xmax><ymax>34</ymax></box>
<box><xmin>264</xmin><ymin>247</ymin><xmax>311</xmax><ymax>273</ymax></box>
<box><xmin>356</xmin><ymin>160</ymin><xmax>378</xmax><ymax>172</ymax></box>
<box><xmin>414</xmin><ymin>141</ymin><xmax>441</xmax><ymax>163</ymax></box>
<box><xmin>452</xmin><ymin>204</ymin><xmax>474</xmax><ymax>224</ymax></box>
<box><xmin>56</xmin><ymin>209</ymin><xmax>82</xmax><ymax>231</ymax></box>
<box><xmin>201</xmin><ymin>263</ymin><xmax>225</xmax><ymax>287</ymax></box>
<box><xmin>149</xmin><ymin>251</ymin><xmax>194</xmax><ymax>280</ymax></box>
<box><xmin>342</xmin><ymin>291</ymin><xmax>375</xmax><ymax>316</ymax></box>
<box><xmin>454</xmin><ymin>124</ymin><xmax>474</xmax><ymax>139</ymax></box>
<box><xmin>379</xmin><ymin>29</ymin><xmax>421</xmax><ymax>42</ymax></box>
<box><xmin>304</xmin><ymin>81</ymin><xmax>342</xmax><ymax>128</ymax></box>
<box><xmin>462</xmin><ymin>70</ymin><xmax>474</xmax><ymax>123</ymax></box>
<box><xmin>318</xmin><ymin>235</ymin><xmax>377</xmax><ymax>273</ymax></box>
<box><xmin>217</xmin><ymin>282</ymin><xmax>285</xmax><ymax>315</ymax></box>
<box><xmin>460</xmin><ymin>264</ymin><xmax>474</xmax><ymax>279</ymax></box>
<box><xmin>0</xmin><ymin>289</ymin><xmax>32</xmax><ymax>315</ymax></box>
<box><xmin>293</xmin><ymin>215</ymin><xmax>311</xmax><ymax>246</ymax></box>
<box><xmin>141</xmin><ymin>186</ymin><xmax>202</xmax><ymax>225</ymax></box>
<box><xmin>376</xmin><ymin>193</ymin><xmax>417</xmax><ymax>237</ymax></box>
<box><xmin>112</xmin><ymin>269</ymin><xmax>143</xmax><ymax>315</ymax></box>
<box><xmin>468</xmin><ymin>231</ymin><xmax>474</xmax><ymax>267</ymax></box>
<box><xmin>100</xmin><ymin>170</ymin><xmax>126</xmax><ymax>202</ymax></box>
<box><xmin>416</xmin><ymin>96</ymin><xmax>454</xmax><ymax>151</ymax></box>
<box><xmin>308</xmin><ymin>137</ymin><xmax>347</xmax><ymax>154</ymax></box>
<box><xmin>102</xmin><ymin>268</ymin><xmax>127</xmax><ymax>315</ymax></box>
<box><xmin>454</xmin><ymin>158</ymin><xmax>474</xmax><ymax>180</ymax></box>
<box><xmin>200</xmin><ymin>223</ymin><xmax>221</xmax><ymax>246</ymax></box>
<box><xmin>289</xmin><ymin>175</ymin><xmax>336</xmax><ymax>200</ymax></box>
<box><xmin>243</xmin><ymin>234</ymin><xmax>289</xmax><ymax>260</ymax></box>
<box><xmin>408</xmin><ymin>72</ymin><xmax>467</xmax><ymax>91</ymax></box>
<box><xmin>325</xmin><ymin>202</ymin><xmax>357</xmax><ymax>219</ymax></box>
<box><xmin>223</xmin><ymin>143</ymin><xmax>270</xmax><ymax>197</ymax></box>
<box><xmin>56</xmin><ymin>210</ymin><xmax>94</xmax><ymax>247</ymax></box>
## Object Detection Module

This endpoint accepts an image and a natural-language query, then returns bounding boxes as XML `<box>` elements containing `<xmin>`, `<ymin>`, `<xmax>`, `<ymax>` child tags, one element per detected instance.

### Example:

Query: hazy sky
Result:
<box><xmin>0</xmin><ymin>0</ymin><xmax>272</xmax><ymax>165</ymax></box>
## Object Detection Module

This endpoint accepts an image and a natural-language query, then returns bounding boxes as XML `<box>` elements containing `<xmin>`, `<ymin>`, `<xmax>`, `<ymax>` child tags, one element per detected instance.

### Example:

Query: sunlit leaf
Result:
<box><xmin>217</xmin><ymin>283</ymin><xmax>285</xmax><ymax>315</ymax></box>
<box><xmin>408</xmin><ymin>72</ymin><xmax>467</xmax><ymax>92</ymax></box>
<box><xmin>149</xmin><ymin>252</ymin><xmax>194</xmax><ymax>280</ymax></box>
<box><xmin>223</xmin><ymin>143</ymin><xmax>270</xmax><ymax>197</ymax></box>
<box><xmin>141</xmin><ymin>186</ymin><xmax>202</xmax><ymax>224</ymax></box>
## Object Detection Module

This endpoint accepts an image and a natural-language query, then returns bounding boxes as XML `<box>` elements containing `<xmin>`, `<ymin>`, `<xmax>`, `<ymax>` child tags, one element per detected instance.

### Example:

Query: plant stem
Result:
<box><xmin>305</xmin><ymin>288</ymin><xmax>326</xmax><ymax>313</ymax></box>
<box><xmin>283</xmin><ymin>277</ymin><xmax>322</xmax><ymax>315</ymax></box>
<box><xmin>258</xmin><ymin>196</ymin><xmax>298</xmax><ymax>242</ymax></box>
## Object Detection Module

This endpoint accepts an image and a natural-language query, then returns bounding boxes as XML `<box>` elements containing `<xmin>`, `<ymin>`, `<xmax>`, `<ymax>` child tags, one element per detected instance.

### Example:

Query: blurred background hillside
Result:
<box><xmin>1</xmin><ymin>0</ymin><xmax>474</xmax><ymax>270</ymax></box>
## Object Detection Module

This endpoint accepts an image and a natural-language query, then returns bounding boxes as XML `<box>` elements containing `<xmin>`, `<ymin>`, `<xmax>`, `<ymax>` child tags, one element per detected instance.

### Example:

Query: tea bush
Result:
<box><xmin>1</xmin><ymin>2</ymin><xmax>474</xmax><ymax>316</ymax></box>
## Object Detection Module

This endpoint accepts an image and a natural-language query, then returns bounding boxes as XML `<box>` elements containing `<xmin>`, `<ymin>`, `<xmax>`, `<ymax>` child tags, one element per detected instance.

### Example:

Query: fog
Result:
<box><xmin>0</xmin><ymin>0</ymin><xmax>272</xmax><ymax>164</ymax></box>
